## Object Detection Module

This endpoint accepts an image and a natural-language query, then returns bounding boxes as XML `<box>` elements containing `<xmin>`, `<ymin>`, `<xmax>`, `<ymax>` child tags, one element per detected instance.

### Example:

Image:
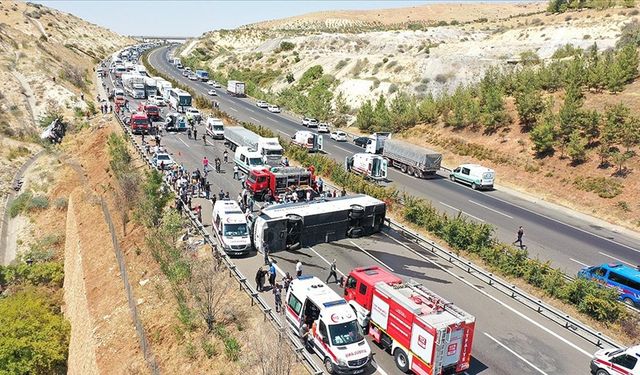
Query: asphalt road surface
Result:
<box><xmin>148</xmin><ymin>46</ymin><xmax>640</xmax><ymax>277</ymax></box>
<box><xmin>104</xmin><ymin>60</ymin><xmax>605</xmax><ymax>375</ymax></box>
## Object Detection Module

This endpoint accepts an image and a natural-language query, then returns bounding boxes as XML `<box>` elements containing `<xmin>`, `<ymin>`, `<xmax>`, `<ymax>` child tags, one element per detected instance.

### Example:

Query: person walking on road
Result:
<box><xmin>223</xmin><ymin>149</ymin><xmax>229</xmax><ymax>163</ymax></box>
<box><xmin>233</xmin><ymin>165</ymin><xmax>239</xmax><ymax>180</ymax></box>
<box><xmin>202</xmin><ymin>133</ymin><xmax>207</xmax><ymax>145</ymax></box>
<box><xmin>326</xmin><ymin>259</ymin><xmax>338</xmax><ymax>284</ymax></box>
<box><xmin>273</xmin><ymin>283</ymin><xmax>282</xmax><ymax>313</ymax></box>
<box><xmin>513</xmin><ymin>226</ymin><xmax>525</xmax><ymax>248</ymax></box>
<box><xmin>296</xmin><ymin>260</ymin><xmax>302</xmax><ymax>277</ymax></box>
<box><xmin>193</xmin><ymin>127</ymin><xmax>197</xmax><ymax>140</ymax></box>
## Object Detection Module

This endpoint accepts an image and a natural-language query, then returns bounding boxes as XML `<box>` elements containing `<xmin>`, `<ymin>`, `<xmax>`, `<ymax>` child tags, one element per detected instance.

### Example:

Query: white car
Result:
<box><xmin>152</xmin><ymin>152</ymin><xmax>174</xmax><ymax>169</ymax></box>
<box><xmin>211</xmin><ymin>81</ymin><xmax>222</xmax><ymax>88</ymax></box>
<box><xmin>206</xmin><ymin>80</ymin><xmax>215</xmax><ymax>86</ymax></box>
<box><xmin>148</xmin><ymin>96</ymin><xmax>166</xmax><ymax>107</ymax></box>
<box><xmin>267</xmin><ymin>104</ymin><xmax>281</xmax><ymax>113</ymax></box>
<box><xmin>317</xmin><ymin>123</ymin><xmax>329</xmax><ymax>133</ymax></box>
<box><xmin>591</xmin><ymin>345</ymin><xmax>640</xmax><ymax>375</ymax></box>
<box><xmin>302</xmin><ymin>117</ymin><xmax>318</xmax><ymax>127</ymax></box>
<box><xmin>330</xmin><ymin>131</ymin><xmax>347</xmax><ymax>142</ymax></box>
<box><xmin>256</xmin><ymin>100</ymin><xmax>269</xmax><ymax>108</ymax></box>
<box><xmin>181</xmin><ymin>70</ymin><xmax>189</xmax><ymax>76</ymax></box>
<box><xmin>188</xmin><ymin>74</ymin><xmax>198</xmax><ymax>81</ymax></box>
<box><xmin>207</xmin><ymin>89</ymin><xmax>217</xmax><ymax>96</ymax></box>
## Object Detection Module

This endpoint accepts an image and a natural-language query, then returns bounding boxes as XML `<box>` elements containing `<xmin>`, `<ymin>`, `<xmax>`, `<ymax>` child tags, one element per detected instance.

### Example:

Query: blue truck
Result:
<box><xmin>195</xmin><ymin>69</ymin><xmax>209</xmax><ymax>81</ymax></box>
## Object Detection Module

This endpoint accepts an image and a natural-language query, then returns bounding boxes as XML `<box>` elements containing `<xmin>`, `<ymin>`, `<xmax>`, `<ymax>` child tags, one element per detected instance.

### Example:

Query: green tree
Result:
<box><xmin>616</xmin><ymin>43</ymin><xmax>639</xmax><ymax>83</ymax></box>
<box><xmin>307</xmin><ymin>83</ymin><xmax>333</xmax><ymax>121</ymax></box>
<box><xmin>579</xmin><ymin>109</ymin><xmax>601</xmax><ymax>144</ymax></box>
<box><xmin>558</xmin><ymin>82</ymin><xmax>583</xmax><ymax>146</ymax></box>
<box><xmin>372</xmin><ymin>94</ymin><xmax>391</xmax><ymax>132</ymax></box>
<box><xmin>620</xmin><ymin>115</ymin><xmax>640</xmax><ymax>152</ymax></box>
<box><xmin>389</xmin><ymin>92</ymin><xmax>418</xmax><ymax>131</ymax></box>
<box><xmin>331</xmin><ymin>91</ymin><xmax>350</xmax><ymax>127</ymax></box>
<box><xmin>480</xmin><ymin>83</ymin><xmax>509</xmax><ymax>132</ymax></box>
<box><xmin>567</xmin><ymin>130</ymin><xmax>587</xmax><ymax>164</ymax></box>
<box><xmin>607</xmin><ymin>58</ymin><xmax>627</xmax><ymax>93</ymax></box>
<box><xmin>530</xmin><ymin>109</ymin><xmax>556</xmax><ymax>155</ymax></box>
<box><xmin>0</xmin><ymin>288</ymin><xmax>70</xmax><ymax>374</ymax></box>
<box><xmin>417</xmin><ymin>94</ymin><xmax>440</xmax><ymax>124</ymax></box>
<box><xmin>297</xmin><ymin>65</ymin><xmax>323</xmax><ymax>90</ymax></box>
<box><xmin>514</xmin><ymin>81</ymin><xmax>545</xmax><ymax>131</ymax></box>
<box><xmin>356</xmin><ymin>100</ymin><xmax>374</xmax><ymax>132</ymax></box>
<box><xmin>602</xmin><ymin>104</ymin><xmax>630</xmax><ymax>145</ymax></box>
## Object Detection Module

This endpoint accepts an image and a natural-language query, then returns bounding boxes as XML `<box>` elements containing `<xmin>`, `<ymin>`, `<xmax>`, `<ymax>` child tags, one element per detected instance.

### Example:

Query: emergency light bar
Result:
<box><xmin>323</xmin><ymin>300</ymin><xmax>347</xmax><ymax>308</ymax></box>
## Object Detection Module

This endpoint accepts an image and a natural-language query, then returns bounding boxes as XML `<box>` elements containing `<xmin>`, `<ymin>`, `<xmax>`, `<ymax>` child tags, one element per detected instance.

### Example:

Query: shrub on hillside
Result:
<box><xmin>573</xmin><ymin>176</ymin><xmax>623</xmax><ymax>198</ymax></box>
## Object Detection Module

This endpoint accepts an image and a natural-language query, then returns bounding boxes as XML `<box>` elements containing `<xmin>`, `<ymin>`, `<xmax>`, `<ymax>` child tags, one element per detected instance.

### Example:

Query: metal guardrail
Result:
<box><xmin>111</xmin><ymin>110</ymin><xmax>323</xmax><ymax>375</ymax></box>
<box><xmin>384</xmin><ymin>218</ymin><xmax>624</xmax><ymax>350</ymax></box>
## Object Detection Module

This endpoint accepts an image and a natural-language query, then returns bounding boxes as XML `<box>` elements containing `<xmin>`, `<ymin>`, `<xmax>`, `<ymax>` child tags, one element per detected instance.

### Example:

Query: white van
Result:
<box><xmin>212</xmin><ymin>200</ymin><xmax>252</xmax><ymax>256</ymax></box>
<box><xmin>449</xmin><ymin>163</ymin><xmax>495</xmax><ymax>190</ymax></box>
<box><xmin>285</xmin><ymin>276</ymin><xmax>371</xmax><ymax>374</ymax></box>
<box><xmin>591</xmin><ymin>345</ymin><xmax>639</xmax><ymax>375</ymax></box>
<box><xmin>234</xmin><ymin>146</ymin><xmax>265</xmax><ymax>173</ymax></box>
<box><xmin>206</xmin><ymin>117</ymin><xmax>225</xmax><ymax>139</ymax></box>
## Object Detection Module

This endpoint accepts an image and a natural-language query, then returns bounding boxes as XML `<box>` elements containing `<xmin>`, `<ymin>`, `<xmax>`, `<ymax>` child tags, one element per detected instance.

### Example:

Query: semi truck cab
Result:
<box><xmin>286</xmin><ymin>276</ymin><xmax>371</xmax><ymax>374</ymax></box>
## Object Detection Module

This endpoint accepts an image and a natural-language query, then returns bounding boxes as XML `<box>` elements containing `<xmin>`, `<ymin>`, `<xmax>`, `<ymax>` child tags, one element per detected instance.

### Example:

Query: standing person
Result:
<box><xmin>193</xmin><ymin>127</ymin><xmax>197</xmax><ymax>140</ymax></box>
<box><xmin>317</xmin><ymin>177</ymin><xmax>324</xmax><ymax>194</ymax></box>
<box><xmin>202</xmin><ymin>156</ymin><xmax>209</xmax><ymax>173</ymax></box>
<box><xmin>268</xmin><ymin>262</ymin><xmax>276</xmax><ymax>288</ymax></box>
<box><xmin>273</xmin><ymin>283</ymin><xmax>282</xmax><ymax>313</ymax></box>
<box><xmin>282</xmin><ymin>272</ymin><xmax>293</xmax><ymax>291</ymax></box>
<box><xmin>513</xmin><ymin>226</ymin><xmax>525</xmax><ymax>248</ymax></box>
<box><xmin>204</xmin><ymin>181</ymin><xmax>211</xmax><ymax>200</ymax></box>
<box><xmin>218</xmin><ymin>189</ymin><xmax>225</xmax><ymax>200</ymax></box>
<box><xmin>300</xmin><ymin>324</ymin><xmax>310</xmax><ymax>350</ymax></box>
<box><xmin>223</xmin><ymin>149</ymin><xmax>229</xmax><ymax>163</ymax></box>
<box><xmin>202</xmin><ymin>133</ymin><xmax>207</xmax><ymax>145</ymax></box>
<box><xmin>295</xmin><ymin>260</ymin><xmax>302</xmax><ymax>277</ymax></box>
<box><xmin>340</xmin><ymin>187</ymin><xmax>346</xmax><ymax>197</ymax></box>
<box><xmin>255</xmin><ymin>267</ymin><xmax>265</xmax><ymax>292</ymax></box>
<box><xmin>233</xmin><ymin>165</ymin><xmax>239</xmax><ymax>180</ymax></box>
<box><xmin>326</xmin><ymin>259</ymin><xmax>338</xmax><ymax>284</ymax></box>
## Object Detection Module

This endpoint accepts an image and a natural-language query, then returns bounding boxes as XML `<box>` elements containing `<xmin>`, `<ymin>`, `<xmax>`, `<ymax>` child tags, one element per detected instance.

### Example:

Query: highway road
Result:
<box><xmin>148</xmin><ymin>45</ymin><xmax>640</xmax><ymax>277</ymax></box>
<box><xmin>105</xmin><ymin>59</ymin><xmax>605</xmax><ymax>375</ymax></box>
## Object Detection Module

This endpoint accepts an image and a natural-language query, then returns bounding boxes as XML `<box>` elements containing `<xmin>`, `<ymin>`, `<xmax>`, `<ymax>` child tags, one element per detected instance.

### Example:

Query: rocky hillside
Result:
<box><xmin>181</xmin><ymin>3</ymin><xmax>640</xmax><ymax>229</ymax></box>
<box><xmin>0</xmin><ymin>1</ymin><xmax>133</xmax><ymax>198</ymax></box>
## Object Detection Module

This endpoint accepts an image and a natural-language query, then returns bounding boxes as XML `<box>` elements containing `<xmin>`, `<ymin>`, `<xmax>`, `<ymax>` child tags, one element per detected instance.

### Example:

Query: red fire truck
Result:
<box><xmin>245</xmin><ymin>166</ymin><xmax>316</xmax><ymax>201</ymax></box>
<box><xmin>344</xmin><ymin>266</ymin><xmax>475</xmax><ymax>375</ymax></box>
<box><xmin>138</xmin><ymin>102</ymin><xmax>160</xmax><ymax>120</ymax></box>
<box><xmin>128</xmin><ymin>113</ymin><xmax>150</xmax><ymax>135</ymax></box>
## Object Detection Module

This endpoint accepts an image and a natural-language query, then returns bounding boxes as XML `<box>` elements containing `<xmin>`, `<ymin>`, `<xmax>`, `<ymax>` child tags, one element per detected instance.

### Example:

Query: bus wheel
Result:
<box><xmin>394</xmin><ymin>348</ymin><xmax>410</xmax><ymax>373</ymax></box>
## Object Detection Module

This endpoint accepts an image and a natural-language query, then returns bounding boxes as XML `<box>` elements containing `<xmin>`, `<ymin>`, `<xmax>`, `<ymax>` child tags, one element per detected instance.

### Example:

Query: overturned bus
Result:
<box><xmin>251</xmin><ymin>194</ymin><xmax>386</xmax><ymax>252</ymax></box>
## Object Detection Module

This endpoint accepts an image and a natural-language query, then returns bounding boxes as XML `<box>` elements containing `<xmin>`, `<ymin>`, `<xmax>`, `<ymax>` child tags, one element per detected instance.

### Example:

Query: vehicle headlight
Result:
<box><xmin>337</xmin><ymin>358</ymin><xmax>348</xmax><ymax>366</ymax></box>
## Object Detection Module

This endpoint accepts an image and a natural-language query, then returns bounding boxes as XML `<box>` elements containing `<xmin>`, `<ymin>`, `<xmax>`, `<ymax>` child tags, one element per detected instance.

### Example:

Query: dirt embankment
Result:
<box><xmin>63</xmin><ymin>187</ymin><xmax>147</xmax><ymax>374</ymax></box>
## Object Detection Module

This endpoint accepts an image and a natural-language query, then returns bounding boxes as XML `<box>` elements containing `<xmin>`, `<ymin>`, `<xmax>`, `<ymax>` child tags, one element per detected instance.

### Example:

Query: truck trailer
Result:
<box><xmin>121</xmin><ymin>74</ymin><xmax>146</xmax><ymax>99</ymax></box>
<box><xmin>227</xmin><ymin>80</ymin><xmax>246</xmax><ymax>97</ymax></box>
<box><xmin>224</xmin><ymin>126</ymin><xmax>283</xmax><ymax>165</ymax></box>
<box><xmin>382</xmin><ymin>139</ymin><xmax>442</xmax><ymax>178</ymax></box>
<box><xmin>251</xmin><ymin>194</ymin><xmax>386</xmax><ymax>252</ymax></box>
<box><xmin>344</xmin><ymin>266</ymin><xmax>476</xmax><ymax>375</ymax></box>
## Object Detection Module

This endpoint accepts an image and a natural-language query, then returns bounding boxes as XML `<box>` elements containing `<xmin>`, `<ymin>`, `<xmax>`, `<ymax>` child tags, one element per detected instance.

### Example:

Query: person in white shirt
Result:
<box><xmin>295</xmin><ymin>260</ymin><xmax>302</xmax><ymax>277</ymax></box>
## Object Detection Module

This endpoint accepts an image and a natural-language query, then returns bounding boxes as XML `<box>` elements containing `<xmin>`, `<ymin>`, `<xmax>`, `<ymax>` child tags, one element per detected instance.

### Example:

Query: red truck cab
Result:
<box><xmin>344</xmin><ymin>266</ymin><xmax>476</xmax><ymax>375</ymax></box>
<box><xmin>245</xmin><ymin>166</ymin><xmax>315</xmax><ymax>201</ymax></box>
<box><xmin>139</xmin><ymin>103</ymin><xmax>160</xmax><ymax>120</ymax></box>
<box><xmin>129</xmin><ymin>113</ymin><xmax>150</xmax><ymax>135</ymax></box>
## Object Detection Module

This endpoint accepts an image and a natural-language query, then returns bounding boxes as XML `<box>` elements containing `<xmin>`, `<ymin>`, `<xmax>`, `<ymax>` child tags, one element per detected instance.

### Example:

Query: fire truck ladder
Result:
<box><xmin>408</xmin><ymin>281</ymin><xmax>474</xmax><ymax>322</ymax></box>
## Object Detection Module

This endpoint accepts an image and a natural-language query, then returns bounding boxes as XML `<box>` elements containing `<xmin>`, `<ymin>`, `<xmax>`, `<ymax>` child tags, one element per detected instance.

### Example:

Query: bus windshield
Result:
<box><xmin>328</xmin><ymin>320</ymin><xmax>364</xmax><ymax>346</ymax></box>
<box><xmin>179</xmin><ymin>95</ymin><xmax>192</xmax><ymax>107</ymax></box>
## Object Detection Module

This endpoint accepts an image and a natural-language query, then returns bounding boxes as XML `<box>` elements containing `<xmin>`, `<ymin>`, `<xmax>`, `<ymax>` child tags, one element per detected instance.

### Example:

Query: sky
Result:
<box><xmin>36</xmin><ymin>1</ymin><xmax>441</xmax><ymax>37</ymax></box>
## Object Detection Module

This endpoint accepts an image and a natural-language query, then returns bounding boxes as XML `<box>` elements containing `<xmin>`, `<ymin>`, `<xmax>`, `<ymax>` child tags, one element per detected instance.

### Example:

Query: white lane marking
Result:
<box><xmin>276</xmin><ymin>129</ymin><xmax>289</xmax><ymax>136</ymax></box>
<box><xmin>307</xmin><ymin>247</ymin><xmax>346</xmax><ymax>277</ymax></box>
<box><xmin>473</xmin><ymin>189</ymin><xmax>640</xmax><ymax>255</ymax></box>
<box><xmin>598</xmin><ymin>252</ymin><xmax>634</xmax><ymax>267</ymax></box>
<box><xmin>334</xmin><ymin>145</ymin><xmax>353</xmax><ymax>153</ymax></box>
<box><xmin>349</xmin><ymin>240</ymin><xmax>394</xmax><ymax>272</ymax></box>
<box><xmin>483</xmin><ymin>332</ymin><xmax>549</xmax><ymax>375</ymax></box>
<box><xmin>250</xmin><ymin>116</ymin><xmax>259</xmax><ymax>122</ymax></box>
<box><xmin>569</xmin><ymin>258</ymin><xmax>589</xmax><ymax>267</ymax></box>
<box><xmin>439</xmin><ymin>202</ymin><xmax>485</xmax><ymax>222</ymax></box>
<box><xmin>178</xmin><ymin>137</ymin><xmax>191</xmax><ymax>149</ymax></box>
<box><xmin>468</xmin><ymin>199</ymin><xmax>513</xmax><ymax>219</ymax></box>
<box><xmin>381</xmin><ymin>231</ymin><xmax>593</xmax><ymax>358</ymax></box>
<box><xmin>229</xmin><ymin>107</ymin><xmax>238</xmax><ymax>112</ymax></box>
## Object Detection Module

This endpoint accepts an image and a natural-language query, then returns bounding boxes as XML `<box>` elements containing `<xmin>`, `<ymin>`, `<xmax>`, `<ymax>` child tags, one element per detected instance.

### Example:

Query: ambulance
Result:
<box><xmin>591</xmin><ymin>345</ymin><xmax>639</xmax><ymax>375</ymax></box>
<box><xmin>285</xmin><ymin>276</ymin><xmax>371</xmax><ymax>374</ymax></box>
<box><xmin>212</xmin><ymin>200</ymin><xmax>252</xmax><ymax>256</ymax></box>
<box><xmin>344</xmin><ymin>266</ymin><xmax>476</xmax><ymax>375</ymax></box>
